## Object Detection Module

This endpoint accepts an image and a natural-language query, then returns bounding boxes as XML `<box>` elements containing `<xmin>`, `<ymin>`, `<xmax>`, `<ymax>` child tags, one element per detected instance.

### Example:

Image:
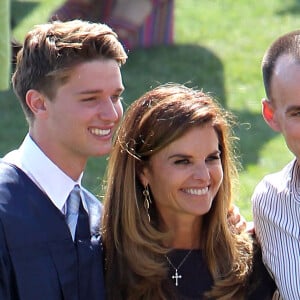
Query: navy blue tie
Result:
<box><xmin>75</xmin><ymin>199</ymin><xmax>90</xmax><ymax>241</ymax></box>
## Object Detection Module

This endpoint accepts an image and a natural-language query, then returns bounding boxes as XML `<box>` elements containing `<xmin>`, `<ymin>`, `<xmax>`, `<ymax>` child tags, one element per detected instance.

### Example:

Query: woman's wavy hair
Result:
<box><xmin>102</xmin><ymin>83</ymin><xmax>253</xmax><ymax>299</ymax></box>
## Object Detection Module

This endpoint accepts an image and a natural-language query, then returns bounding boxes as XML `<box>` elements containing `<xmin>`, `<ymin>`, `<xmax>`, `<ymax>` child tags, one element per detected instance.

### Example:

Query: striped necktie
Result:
<box><xmin>65</xmin><ymin>185</ymin><xmax>81</xmax><ymax>240</ymax></box>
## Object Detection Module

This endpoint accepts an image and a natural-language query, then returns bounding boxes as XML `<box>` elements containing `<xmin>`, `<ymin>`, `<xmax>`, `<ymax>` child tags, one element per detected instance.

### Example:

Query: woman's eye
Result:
<box><xmin>290</xmin><ymin>111</ymin><xmax>300</xmax><ymax>117</ymax></box>
<box><xmin>206</xmin><ymin>155</ymin><xmax>221</xmax><ymax>162</ymax></box>
<box><xmin>174</xmin><ymin>159</ymin><xmax>190</xmax><ymax>165</ymax></box>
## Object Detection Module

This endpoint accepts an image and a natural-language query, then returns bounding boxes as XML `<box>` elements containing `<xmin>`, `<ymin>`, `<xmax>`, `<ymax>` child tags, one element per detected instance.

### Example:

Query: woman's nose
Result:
<box><xmin>193</xmin><ymin>163</ymin><xmax>210</xmax><ymax>181</ymax></box>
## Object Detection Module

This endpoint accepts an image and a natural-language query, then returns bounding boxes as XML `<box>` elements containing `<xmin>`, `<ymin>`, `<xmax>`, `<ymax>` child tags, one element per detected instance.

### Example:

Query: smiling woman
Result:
<box><xmin>139</xmin><ymin>125</ymin><xmax>223</xmax><ymax>228</ymax></box>
<box><xmin>102</xmin><ymin>83</ymin><xmax>277</xmax><ymax>299</ymax></box>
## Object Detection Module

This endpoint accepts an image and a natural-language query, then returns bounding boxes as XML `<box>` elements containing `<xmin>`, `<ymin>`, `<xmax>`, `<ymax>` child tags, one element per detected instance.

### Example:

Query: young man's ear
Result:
<box><xmin>26</xmin><ymin>89</ymin><xmax>48</xmax><ymax>118</ymax></box>
<box><xmin>262</xmin><ymin>98</ymin><xmax>280</xmax><ymax>132</ymax></box>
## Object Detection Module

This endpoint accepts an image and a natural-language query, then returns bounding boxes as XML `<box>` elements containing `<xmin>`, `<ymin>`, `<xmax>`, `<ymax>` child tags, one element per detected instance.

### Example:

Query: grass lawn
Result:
<box><xmin>3</xmin><ymin>0</ymin><xmax>299</xmax><ymax>220</ymax></box>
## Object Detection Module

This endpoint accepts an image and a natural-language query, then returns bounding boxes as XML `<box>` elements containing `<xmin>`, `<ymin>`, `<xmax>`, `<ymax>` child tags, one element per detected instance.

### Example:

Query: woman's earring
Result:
<box><xmin>143</xmin><ymin>185</ymin><xmax>152</xmax><ymax>222</ymax></box>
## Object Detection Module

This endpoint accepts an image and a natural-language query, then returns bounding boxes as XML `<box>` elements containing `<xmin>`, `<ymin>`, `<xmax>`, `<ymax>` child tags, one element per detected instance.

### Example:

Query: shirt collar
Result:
<box><xmin>3</xmin><ymin>134</ymin><xmax>83</xmax><ymax>211</ymax></box>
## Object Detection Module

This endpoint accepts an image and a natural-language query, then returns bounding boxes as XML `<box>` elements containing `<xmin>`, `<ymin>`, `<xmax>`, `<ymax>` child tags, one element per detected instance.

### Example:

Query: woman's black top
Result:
<box><xmin>167</xmin><ymin>246</ymin><xmax>276</xmax><ymax>300</ymax></box>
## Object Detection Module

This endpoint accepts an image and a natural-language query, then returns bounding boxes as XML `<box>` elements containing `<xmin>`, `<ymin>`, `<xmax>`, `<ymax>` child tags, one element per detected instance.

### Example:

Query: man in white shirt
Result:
<box><xmin>0</xmin><ymin>20</ymin><xmax>127</xmax><ymax>299</ymax></box>
<box><xmin>252</xmin><ymin>30</ymin><xmax>300</xmax><ymax>299</ymax></box>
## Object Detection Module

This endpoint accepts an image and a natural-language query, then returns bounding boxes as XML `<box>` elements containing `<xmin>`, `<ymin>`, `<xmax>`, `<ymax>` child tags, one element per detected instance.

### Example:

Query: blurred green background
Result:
<box><xmin>3</xmin><ymin>0</ymin><xmax>298</xmax><ymax>219</ymax></box>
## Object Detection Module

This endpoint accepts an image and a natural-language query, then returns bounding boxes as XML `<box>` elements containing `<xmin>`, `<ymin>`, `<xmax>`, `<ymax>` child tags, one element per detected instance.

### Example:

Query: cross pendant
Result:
<box><xmin>172</xmin><ymin>269</ymin><xmax>182</xmax><ymax>286</ymax></box>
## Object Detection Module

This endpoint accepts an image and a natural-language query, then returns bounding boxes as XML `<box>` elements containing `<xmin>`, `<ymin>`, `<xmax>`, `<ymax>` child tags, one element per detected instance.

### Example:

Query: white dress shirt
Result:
<box><xmin>2</xmin><ymin>134</ymin><xmax>87</xmax><ymax>236</ymax></box>
<box><xmin>252</xmin><ymin>158</ymin><xmax>300</xmax><ymax>300</ymax></box>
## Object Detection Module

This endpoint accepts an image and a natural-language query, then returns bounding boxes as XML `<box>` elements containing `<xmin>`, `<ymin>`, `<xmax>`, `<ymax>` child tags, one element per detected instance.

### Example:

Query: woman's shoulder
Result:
<box><xmin>245</xmin><ymin>237</ymin><xmax>277</xmax><ymax>300</ymax></box>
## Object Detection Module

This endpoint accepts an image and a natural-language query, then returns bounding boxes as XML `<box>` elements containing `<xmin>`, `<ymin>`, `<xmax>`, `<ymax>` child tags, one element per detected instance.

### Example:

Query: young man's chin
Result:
<box><xmin>93</xmin><ymin>146</ymin><xmax>112</xmax><ymax>157</ymax></box>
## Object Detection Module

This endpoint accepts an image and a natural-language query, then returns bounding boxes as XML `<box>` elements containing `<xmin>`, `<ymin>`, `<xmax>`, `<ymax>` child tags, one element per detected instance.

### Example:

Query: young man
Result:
<box><xmin>0</xmin><ymin>20</ymin><xmax>127</xmax><ymax>299</ymax></box>
<box><xmin>252</xmin><ymin>30</ymin><xmax>300</xmax><ymax>299</ymax></box>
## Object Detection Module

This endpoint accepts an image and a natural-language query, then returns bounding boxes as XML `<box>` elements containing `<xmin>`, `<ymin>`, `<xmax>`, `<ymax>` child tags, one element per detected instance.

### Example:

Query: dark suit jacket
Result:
<box><xmin>0</xmin><ymin>161</ymin><xmax>105</xmax><ymax>300</ymax></box>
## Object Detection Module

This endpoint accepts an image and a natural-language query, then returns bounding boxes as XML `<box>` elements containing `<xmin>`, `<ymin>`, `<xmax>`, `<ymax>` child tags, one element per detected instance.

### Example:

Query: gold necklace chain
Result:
<box><xmin>165</xmin><ymin>249</ymin><xmax>193</xmax><ymax>286</ymax></box>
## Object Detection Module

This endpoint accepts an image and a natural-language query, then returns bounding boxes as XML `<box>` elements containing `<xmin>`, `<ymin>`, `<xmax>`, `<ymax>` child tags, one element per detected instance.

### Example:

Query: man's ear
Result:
<box><xmin>262</xmin><ymin>98</ymin><xmax>280</xmax><ymax>132</ymax></box>
<box><xmin>25</xmin><ymin>89</ymin><xmax>48</xmax><ymax>119</ymax></box>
